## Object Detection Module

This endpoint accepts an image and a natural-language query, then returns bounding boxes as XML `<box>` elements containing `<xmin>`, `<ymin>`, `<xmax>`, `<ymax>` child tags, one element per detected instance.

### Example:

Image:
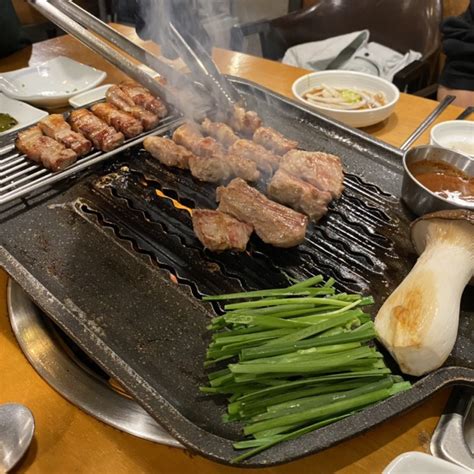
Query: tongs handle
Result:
<box><xmin>167</xmin><ymin>22</ymin><xmax>244</xmax><ymax>112</ymax></box>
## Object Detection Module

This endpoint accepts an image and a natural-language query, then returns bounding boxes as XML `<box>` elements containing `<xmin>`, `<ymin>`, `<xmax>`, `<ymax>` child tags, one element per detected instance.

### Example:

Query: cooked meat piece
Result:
<box><xmin>268</xmin><ymin>169</ymin><xmax>331</xmax><ymax>221</ymax></box>
<box><xmin>201</xmin><ymin>118</ymin><xmax>238</xmax><ymax>147</ymax></box>
<box><xmin>16</xmin><ymin>126</ymin><xmax>77</xmax><ymax>172</ymax></box>
<box><xmin>194</xmin><ymin>136</ymin><xmax>226</xmax><ymax>158</ymax></box>
<box><xmin>173</xmin><ymin>123</ymin><xmax>225</xmax><ymax>157</ymax></box>
<box><xmin>188</xmin><ymin>155</ymin><xmax>231</xmax><ymax>183</ymax></box>
<box><xmin>192</xmin><ymin>209</ymin><xmax>253</xmax><ymax>252</ymax></box>
<box><xmin>106</xmin><ymin>85</ymin><xmax>159</xmax><ymax>131</ymax></box>
<box><xmin>91</xmin><ymin>103</ymin><xmax>143</xmax><ymax>138</ymax></box>
<box><xmin>143</xmin><ymin>136</ymin><xmax>191</xmax><ymax>169</ymax></box>
<box><xmin>229</xmin><ymin>139</ymin><xmax>279</xmax><ymax>175</ymax></box>
<box><xmin>38</xmin><ymin>114</ymin><xmax>92</xmax><ymax>156</ymax></box>
<box><xmin>228</xmin><ymin>106</ymin><xmax>262</xmax><ymax>135</ymax></box>
<box><xmin>253</xmin><ymin>127</ymin><xmax>298</xmax><ymax>155</ymax></box>
<box><xmin>69</xmin><ymin>109</ymin><xmax>124</xmax><ymax>152</ymax></box>
<box><xmin>226</xmin><ymin>154</ymin><xmax>260</xmax><ymax>182</ymax></box>
<box><xmin>217</xmin><ymin>178</ymin><xmax>308</xmax><ymax>248</ymax></box>
<box><xmin>119</xmin><ymin>81</ymin><xmax>168</xmax><ymax>118</ymax></box>
<box><xmin>280</xmin><ymin>150</ymin><xmax>344</xmax><ymax>199</ymax></box>
<box><xmin>172</xmin><ymin>122</ymin><xmax>203</xmax><ymax>153</ymax></box>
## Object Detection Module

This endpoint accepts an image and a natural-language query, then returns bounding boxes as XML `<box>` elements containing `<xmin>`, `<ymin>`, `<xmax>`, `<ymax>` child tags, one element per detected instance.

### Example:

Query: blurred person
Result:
<box><xmin>437</xmin><ymin>0</ymin><xmax>474</xmax><ymax>107</ymax></box>
<box><xmin>0</xmin><ymin>0</ymin><xmax>29</xmax><ymax>58</ymax></box>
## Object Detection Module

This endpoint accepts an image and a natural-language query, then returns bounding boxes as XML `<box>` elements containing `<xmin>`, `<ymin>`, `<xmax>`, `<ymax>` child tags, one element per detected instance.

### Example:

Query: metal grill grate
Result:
<box><xmin>0</xmin><ymin>114</ymin><xmax>181</xmax><ymax>206</ymax></box>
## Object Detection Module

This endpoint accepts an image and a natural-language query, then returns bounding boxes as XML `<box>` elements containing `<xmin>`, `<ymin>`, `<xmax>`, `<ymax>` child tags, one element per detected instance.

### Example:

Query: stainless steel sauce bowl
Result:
<box><xmin>402</xmin><ymin>145</ymin><xmax>474</xmax><ymax>216</ymax></box>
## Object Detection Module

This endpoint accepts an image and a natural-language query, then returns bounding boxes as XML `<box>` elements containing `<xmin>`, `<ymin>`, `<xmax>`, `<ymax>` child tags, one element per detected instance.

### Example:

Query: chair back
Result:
<box><xmin>260</xmin><ymin>0</ymin><xmax>442</xmax><ymax>60</ymax></box>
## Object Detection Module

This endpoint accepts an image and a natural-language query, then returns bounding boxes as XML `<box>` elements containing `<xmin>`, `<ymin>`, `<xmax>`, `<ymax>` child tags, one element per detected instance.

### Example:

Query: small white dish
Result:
<box><xmin>69</xmin><ymin>84</ymin><xmax>112</xmax><ymax>108</ymax></box>
<box><xmin>383</xmin><ymin>452</ymin><xmax>471</xmax><ymax>474</ymax></box>
<box><xmin>430</xmin><ymin>120</ymin><xmax>474</xmax><ymax>158</ymax></box>
<box><xmin>292</xmin><ymin>70</ymin><xmax>400</xmax><ymax>128</ymax></box>
<box><xmin>0</xmin><ymin>93</ymin><xmax>48</xmax><ymax>137</ymax></box>
<box><xmin>0</xmin><ymin>56</ymin><xmax>106</xmax><ymax>108</ymax></box>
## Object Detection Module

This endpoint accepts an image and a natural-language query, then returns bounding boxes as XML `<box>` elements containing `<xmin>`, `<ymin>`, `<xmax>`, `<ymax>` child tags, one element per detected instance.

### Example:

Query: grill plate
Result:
<box><xmin>1</xmin><ymin>78</ymin><xmax>472</xmax><ymax>466</ymax></box>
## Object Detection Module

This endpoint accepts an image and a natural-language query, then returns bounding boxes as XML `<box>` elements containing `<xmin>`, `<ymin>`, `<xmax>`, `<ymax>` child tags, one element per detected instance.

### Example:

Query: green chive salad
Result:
<box><xmin>201</xmin><ymin>275</ymin><xmax>411</xmax><ymax>463</ymax></box>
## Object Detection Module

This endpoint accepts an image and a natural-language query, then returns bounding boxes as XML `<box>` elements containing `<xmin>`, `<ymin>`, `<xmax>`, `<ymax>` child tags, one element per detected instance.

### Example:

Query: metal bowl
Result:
<box><xmin>402</xmin><ymin>145</ymin><xmax>474</xmax><ymax>216</ymax></box>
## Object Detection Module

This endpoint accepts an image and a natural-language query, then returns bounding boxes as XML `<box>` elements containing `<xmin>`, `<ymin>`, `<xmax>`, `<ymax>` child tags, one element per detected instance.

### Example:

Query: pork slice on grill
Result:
<box><xmin>268</xmin><ymin>169</ymin><xmax>331</xmax><ymax>221</ymax></box>
<box><xmin>217</xmin><ymin>178</ymin><xmax>308</xmax><ymax>248</ymax></box>
<box><xmin>106</xmin><ymin>85</ymin><xmax>159</xmax><ymax>131</ymax></box>
<box><xmin>226</xmin><ymin>154</ymin><xmax>260</xmax><ymax>182</ymax></box>
<box><xmin>119</xmin><ymin>81</ymin><xmax>168</xmax><ymax>118</ymax></box>
<box><xmin>69</xmin><ymin>109</ymin><xmax>125</xmax><ymax>152</ymax></box>
<box><xmin>228</xmin><ymin>106</ymin><xmax>262</xmax><ymax>136</ymax></box>
<box><xmin>173</xmin><ymin>124</ymin><xmax>260</xmax><ymax>182</ymax></box>
<box><xmin>172</xmin><ymin>122</ymin><xmax>203</xmax><ymax>154</ymax></box>
<box><xmin>91</xmin><ymin>103</ymin><xmax>143</xmax><ymax>138</ymax></box>
<box><xmin>16</xmin><ymin>126</ymin><xmax>77</xmax><ymax>172</ymax></box>
<box><xmin>253</xmin><ymin>126</ymin><xmax>298</xmax><ymax>155</ymax></box>
<box><xmin>280</xmin><ymin>149</ymin><xmax>344</xmax><ymax>199</ymax></box>
<box><xmin>201</xmin><ymin>118</ymin><xmax>238</xmax><ymax>147</ymax></box>
<box><xmin>229</xmin><ymin>139</ymin><xmax>279</xmax><ymax>176</ymax></box>
<box><xmin>38</xmin><ymin>114</ymin><xmax>92</xmax><ymax>156</ymax></box>
<box><xmin>188</xmin><ymin>155</ymin><xmax>231</xmax><ymax>183</ymax></box>
<box><xmin>143</xmin><ymin>136</ymin><xmax>192</xmax><ymax>169</ymax></box>
<box><xmin>192</xmin><ymin>209</ymin><xmax>253</xmax><ymax>252</ymax></box>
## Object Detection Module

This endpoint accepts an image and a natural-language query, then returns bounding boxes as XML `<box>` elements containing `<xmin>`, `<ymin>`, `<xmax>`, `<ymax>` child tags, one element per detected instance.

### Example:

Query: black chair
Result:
<box><xmin>231</xmin><ymin>0</ymin><xmax>443</xmax><ymax>95</ymax></box>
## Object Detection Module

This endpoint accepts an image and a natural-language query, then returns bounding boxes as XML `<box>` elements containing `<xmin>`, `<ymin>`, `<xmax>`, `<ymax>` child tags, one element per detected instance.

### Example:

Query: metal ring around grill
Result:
<box><xmin>7</xmin><ymin>278</ymin><xmax>182</xmax><ymax>448</ymax></box>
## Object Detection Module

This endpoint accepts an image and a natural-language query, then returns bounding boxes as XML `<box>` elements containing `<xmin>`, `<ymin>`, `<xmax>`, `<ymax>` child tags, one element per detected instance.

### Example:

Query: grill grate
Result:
<box><xmin>0</xmin><ymin>114</ymin><xmax>181</xmax><ymax>206</ymax></box>
<box><xmin>76</xmin><ymin>139</ymin><xmax>416</xmax><ymax>311</ymax></box>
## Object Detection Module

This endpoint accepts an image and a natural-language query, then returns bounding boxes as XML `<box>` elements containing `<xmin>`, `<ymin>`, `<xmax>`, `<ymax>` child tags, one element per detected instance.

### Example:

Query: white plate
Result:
<box><xmin>0</xmin><ymin>56</ymin><xmax>106</xmax><ymax>108</ymax></box>
<box><xmin>0</xmin><ymin>93</ymin><xmax>48</xmax><ymax>137</ymax></box>
<box><xmin>292</xmin><ymin>71</ymin><xmax>400</xmax><ymax>128</ymax></box>
<box><xmin>383</xmin><ymin>452</ymin><xmax>471</xmax><ymax>474</ymax></box>
<box><xmin>69</xmin><ymin>84</ymin><xmax>113</xmax><ymax>108</ymax></box>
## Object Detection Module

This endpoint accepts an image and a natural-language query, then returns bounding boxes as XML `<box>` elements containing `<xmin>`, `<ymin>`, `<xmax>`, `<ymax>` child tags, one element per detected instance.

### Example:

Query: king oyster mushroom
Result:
<box><xmin>375</xmin><ymin>209</ymin><xmax>473</xmax><ymax>376</ymax></box>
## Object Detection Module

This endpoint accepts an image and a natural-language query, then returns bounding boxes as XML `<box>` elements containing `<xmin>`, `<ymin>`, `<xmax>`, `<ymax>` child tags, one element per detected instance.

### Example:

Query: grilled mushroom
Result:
<box><xmin>374</xmin><ymin>210</ymin><xmax>474</xmax><ymax>376</ymax></box>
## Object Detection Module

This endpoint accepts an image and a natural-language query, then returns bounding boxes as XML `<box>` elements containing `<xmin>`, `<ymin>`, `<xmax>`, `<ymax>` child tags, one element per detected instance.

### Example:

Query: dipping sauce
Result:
<box><xmin>0</xmin><ymin>113</ymin><xmax>18</xmax><ymax>133</ymax></box>
<box><xmin>409</xmin><ymin>159</ymin><xmax>474</xmax><ymax>205</ymax></box>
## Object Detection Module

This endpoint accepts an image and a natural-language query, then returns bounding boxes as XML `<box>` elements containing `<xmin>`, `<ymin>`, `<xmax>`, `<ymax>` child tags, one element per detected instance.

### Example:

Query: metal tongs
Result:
<box><xmin>29</xmin><ymin>0</ymin><xmax>244</xmax><ymax>117</ymax></box>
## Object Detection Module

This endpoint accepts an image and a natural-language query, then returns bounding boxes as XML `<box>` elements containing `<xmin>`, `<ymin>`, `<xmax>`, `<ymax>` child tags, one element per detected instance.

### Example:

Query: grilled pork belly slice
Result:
<box><xmin>201</xmin><ymin>118</ymin><xmax>238</xmax><ymax>147</ymax></box>
<box><xmin>217</xmin><ymin>178</ymin><xmax>308</xmax><ymax>248</ymax></box>
<box><xmin>253</xmin><ymin>126</ymin><xmax>298</xmax><ymax>155</ymax></box>
<box><xmin>268</xmin><ymin>169</ymin><xmax>331</xmax><ymax>221</ymax></box>
<box><xmin>229</xmin><ymin>106</ymin><xmax>262</xmax><ymax>135</ymax></box>
<box><xmin>192</xmin><ymin>209</ymin><xmax>253</xmax><ymax>252</ymax></box>
<box><xmin>172</xmin><ymin>123</ymin><xmax>203</xmax><ymax>154</ymax></box>
<box><xmin>229</xmin><ymin>139</ymin><xmax>279</xmax><ymax>175</ymax></box>
<box><xmin>106</xmin><ymin>85</ymin><xmax>159</xmax><ymax>131</ymax></box>
<box><xmin>16</xmin><ymin>126</ymin><xmax>77</xmax><ymax>172</ymax></box>
<box><xmin>143</xmin><ymin>136</ymin><xmax>192</xmax><ymax>169</ymax></box>
<box><xmin>226</xmin><ymin>154</ymin><xmax>260</xmax><ymax>182</ymax></box>
<box><xmin>69</xmin><ymin>109</ymin><xmax>124</xmax><ymax>152</ymax></box>
<box><xmin>119</xmin><ymin>81</ymin><xmax>168</xmax><ymax>118</ymax></box>
<box><xmin>38</xmin><ymin>114</ymin><xmax>92</xmax><ymax>156</ymax></box>
<box><xmin>280</xmin><ymin>149</ymin><xmax>344</xmax><ymax>199</ymax></box>
<box><xmin>188</xmin><ymin>155</ymin><xmax>231</xmax><ymax>183</ymax></box>
<box><xmin>91</xmin><ymin>103</ymin><xmax>143</xmax><ymax>138</ymax></box>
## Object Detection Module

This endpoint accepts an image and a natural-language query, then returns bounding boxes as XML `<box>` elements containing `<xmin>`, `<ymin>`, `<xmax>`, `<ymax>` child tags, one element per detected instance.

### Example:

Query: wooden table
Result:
<box><xmin>0</xmin><ymin>24</ymin><xmax>466</xmax><ymax>474</ymax></box>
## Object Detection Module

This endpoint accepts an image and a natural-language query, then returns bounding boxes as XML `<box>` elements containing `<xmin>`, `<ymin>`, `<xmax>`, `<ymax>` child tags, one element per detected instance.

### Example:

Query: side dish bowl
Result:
<box><xmin>402</xmin><ymin>145</ymin><xmax>474</xmax><ymax>216</ymax></box>
<box><xmin>430</xmin><ymin>120</ymin><xmax>474</xmax><ymax>158</ymax></box>
<box><xmin>292</xmin><ymin>71</ymin><xmax>400</xmax><ymax>128</ymax></box>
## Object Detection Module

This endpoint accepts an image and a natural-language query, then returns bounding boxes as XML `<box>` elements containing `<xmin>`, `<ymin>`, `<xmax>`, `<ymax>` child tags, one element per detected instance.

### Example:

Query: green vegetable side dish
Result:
<box><xmin>0</xmin><ymin>113</ymin><xmax>18</xmax><ymax>132</ymax></box>
<box><xmin>201</xmin><ymin>275</ymin><xmax>411</xmax><ymax>463</ymax></box>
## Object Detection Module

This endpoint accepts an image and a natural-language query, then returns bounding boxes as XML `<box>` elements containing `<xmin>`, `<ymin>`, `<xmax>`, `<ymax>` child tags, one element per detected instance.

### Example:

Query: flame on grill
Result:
<box><xmin>155</xmin><ymin>189</ymin><xmax>193</xmax><ymax>215</ymax></box>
